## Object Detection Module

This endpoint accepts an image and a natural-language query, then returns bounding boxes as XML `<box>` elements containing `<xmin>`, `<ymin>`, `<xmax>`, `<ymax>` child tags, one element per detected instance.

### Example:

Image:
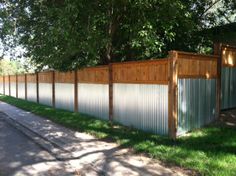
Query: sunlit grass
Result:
<box><xmin>0</xmin><ymin>95</ymin><xmax>236</xmax><ymax>176</ymax></box>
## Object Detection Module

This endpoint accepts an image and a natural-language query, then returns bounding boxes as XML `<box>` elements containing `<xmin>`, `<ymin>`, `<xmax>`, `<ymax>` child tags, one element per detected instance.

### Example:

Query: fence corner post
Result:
<box><xmin>74</xmin><ymin>70</ymin><xmax>78</xmax><ymax>112</ymax></box>
<box><xmin>168</xmin><ymin>51</ymin><xmax>178</xmax><ymax>139</ymax></box>
<box><xmin>215</xmin><ymin>43</ymin><xmax>222</xmax><ymax>120</ymax></box>
<box><xmin>108</xmin><ymin>63</ymin><xmax>113</xmax><ymax>121</ymax></box>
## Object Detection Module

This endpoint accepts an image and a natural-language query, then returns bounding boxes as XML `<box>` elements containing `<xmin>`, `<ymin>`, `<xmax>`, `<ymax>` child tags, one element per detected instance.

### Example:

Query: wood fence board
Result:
<box><xmin>26</xmin><ymin>74</ymin><xmax>37</xmax><ymax>83</ymax></box>
<box><xmin>178</xmin><ymin>52</ymin><xmax>218</xmax><ymax>79</ymax></box>
<box><xmin>38</xmin><ymin>71</ymin><xmax>53</xmax><ymax>83</ymax></box>
<box><xmin>222</xmin><ymin>47</ymin><xmax>236</xmax><ymax>67</ymax></box>
<box><xmin>112</xmin><ymin>59</ymin><xmax>168</xmax><ymax>84</ymax></box>
<box><xmin>17</xmin><ymin>75</ymin><xmax>25</xmax><ymax>83</ymax></box>
<box><xmin>77</xmin><ymin>66</ymin><xmax>109</xmax><ymax>84</ymax></box>
<box><xmin>55</xmin><ymin>71</ymin><xmax>75</xmax><ymax>83</ymax></box>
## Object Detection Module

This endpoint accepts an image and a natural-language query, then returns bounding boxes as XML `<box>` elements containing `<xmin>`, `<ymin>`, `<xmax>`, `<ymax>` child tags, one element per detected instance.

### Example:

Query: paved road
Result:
<box><xmin>0</xmin><ymin>114</ymin><xmax>75</xmax><ymax>176</ymax></box>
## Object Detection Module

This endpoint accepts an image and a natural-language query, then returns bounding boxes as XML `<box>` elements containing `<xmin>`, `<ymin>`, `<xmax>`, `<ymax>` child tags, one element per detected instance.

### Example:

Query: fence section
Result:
<box><xmin>17</xmin><ymin>75</ymin><xmax>25</xmax><ymax>99</ymax></box>
<box><xmin>3</xmin><ymin>47</ymin><xmax>235</xmax><ymax>138</ymax></box>
<box><xmin>113</xmin><ymin>59</ymin><xmax>169</xmax><ymax>135</ymax></box>
<box><xmin>55</xmin><ymin>71</ymin><xmax>75</xmax><ymax>111</ymax></box>
<box><xmin>38</xmin><ymin>72</ymin><xmax>53</xmax><ymax>106</ymax></box>
<box><xmin>0</xmin><ymin>76</ymin><xmax>3</xmax><ymax>94</ymax></box>
<box><xmin>26</xmin><ymin>74</ymin><xmax>37</xmax><ymax>102</ymax></box>
<box><xmin>173</xmin><ymin>51</ymin><xmax>219</xmax><ymax>136</ymax></box>
<box><xmin>77</xmin><ymin>66</ymin><xmax>109</xmax><ymax>120</ymax></box>
<box><xmin>221</xmin><ymin>46</ymin><xmax>236</xmax><ymax>110</ymax></box>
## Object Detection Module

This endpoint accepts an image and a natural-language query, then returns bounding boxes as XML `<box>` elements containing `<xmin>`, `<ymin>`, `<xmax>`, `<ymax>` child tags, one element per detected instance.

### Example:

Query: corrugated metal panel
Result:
<box><xmin>27</xmin><ymin>83</ymin><xmax>37</xmax><ymax>102</ymax></box>
<box><xmin>55</xmin><ymin>83</ymin><xmax>74</xmax><ymax>111</ymax></box>
<box><xmin>4</xmin><ymin>82</ymin><xmax>9</xmax><ymax>96</ymax></box>
<box><xmin>113</xmin><ymin>83</ymin><xmax>168</xmax><ymax>135</ymax></box>
<box><xmin>18</xmin><ymin>83</ymin><xmax>25</xmax><ymax>99</ymax></box>
<box><xmin>78</xmin><ymin>83</ymin><xmax>109</xmax><ymax>120</ymax></box>
<box><xmin>10</xmin><ymin>82</ymin><xmax>16</xmax><ymax>97</ymax></box>
<box><xmin>0</xmin><ymin>83</ymin><xmax>3</xmax><ymax>94</ymax></box>
<box><xmin>221</xmin><ymin>67</ymin><xmax>236</xmax><ymax>109</ymax></box>
<box><xmin>178</xmin><ymin>79</ymin><xmax>216</xmax><ymax>135</ymax></box>
<box><xmin>38</xmin><ymin>83</ymin><xmax>52</xmax><ymax>106</ymax></box>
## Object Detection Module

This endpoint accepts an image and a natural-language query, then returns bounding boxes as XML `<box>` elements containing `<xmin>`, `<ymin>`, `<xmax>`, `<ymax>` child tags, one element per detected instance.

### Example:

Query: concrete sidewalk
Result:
<box><xmin>0</xmin><ymin>101</ymin><xmax>186</xmax><ymax>176</ymax></box>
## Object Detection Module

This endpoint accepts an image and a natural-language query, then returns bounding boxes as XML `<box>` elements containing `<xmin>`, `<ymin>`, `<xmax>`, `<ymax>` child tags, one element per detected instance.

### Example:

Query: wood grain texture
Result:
<box><xmin>177</xmin><ymin>52</ymin><xmax>218</xmax><ymax>79</ymax></box>
<box><xmin>17</xmin><ymin>75</ymin><xmax>25</xmax><ymax>83</ymax></box>
<box><xmin>55</xmin><ymin>71</ymin><xmax>75</xmax><ymax>83</ymax></box>
<box><xmin>9</xmin><ymin>75</ymin><xmax>17</xmax><ymax>82</ymax></box>
<box><xmin>112</xmin><ymin>59</ymin><xmax>168</xmax><ymax>84</ymax></box>
<box><xmin>77</xmin><ymin>66</ymin><xmax>109</xmax><ymax>84</ymax></box>
<box><xmin>38</xmin><ymin>71</ymin><xmax>53</xmax><ymax>83</ymax></box>
<box><xmin>222</xmin><ymin>47</ymin><xmax>236</xmax><ymax>67</ymax></box>
<box><xmin>26</xmin><ymin>74</ymin><xmax>37</xmax><ymax>83</ymax></box>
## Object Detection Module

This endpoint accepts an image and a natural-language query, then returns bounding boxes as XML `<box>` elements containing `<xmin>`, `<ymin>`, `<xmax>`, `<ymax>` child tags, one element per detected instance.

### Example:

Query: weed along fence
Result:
<box><xmin>1</xmin><ymin>46</ymin><xmax>235</xmax><ymax>138</ymax></box>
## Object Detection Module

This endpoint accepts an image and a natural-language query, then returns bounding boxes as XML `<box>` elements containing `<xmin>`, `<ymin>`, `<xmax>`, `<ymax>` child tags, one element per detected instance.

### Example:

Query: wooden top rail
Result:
<box><xmin>38</xmin><ymin>71</ymin><xmax>53</xmax><ymax>83</ymax></box>
<box><xmin>222</xmin><ymin>47</ymin><xmax>236</xmax><ymax>67</ymax></box>
<box><xmin>112</xmin><ymin>59</ymin><xmax>168</xmax><ymax>84</ymax></box>
<box><xmin>55</xmin><ymin>71</ymin><xmax>75</xmax><ymax>84</ymax></box>
<box><xmin>26</xmin><ymin>74</ymin><xmax>37</xmax><ymax>83</ymax></box>
<box><xmin>9</xmin><ymin>75</ymin><xmax>17</xmax><ymax>82</ymax></box>
<box><xmin>77</xmin><ymin>66</ymin><xmax>109</xmax><ymax>84</ymax></box>
<box><xmin>176</xmin><ymin>51</ymin><xmax>218</xmax><ymax>79</ymax></box>
<box><xmin>17</xmin><ymin>75</ymin><xmax>25</xmax><ymax>83</ymax></box>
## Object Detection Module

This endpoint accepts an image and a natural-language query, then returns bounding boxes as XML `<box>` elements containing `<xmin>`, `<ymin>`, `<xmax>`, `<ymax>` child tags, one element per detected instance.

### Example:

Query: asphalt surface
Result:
<box><xmin>0</xmin><ymin>114</ymin><xmax>74</xmax><ymax>176</ymax></box>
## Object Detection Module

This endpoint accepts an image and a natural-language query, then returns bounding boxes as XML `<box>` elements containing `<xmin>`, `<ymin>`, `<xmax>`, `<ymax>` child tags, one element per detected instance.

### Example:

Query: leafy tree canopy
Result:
<box><xmin>0</xmin><ymin>0</ymin><xmax>235</xmax><ymax>71</ymax></box>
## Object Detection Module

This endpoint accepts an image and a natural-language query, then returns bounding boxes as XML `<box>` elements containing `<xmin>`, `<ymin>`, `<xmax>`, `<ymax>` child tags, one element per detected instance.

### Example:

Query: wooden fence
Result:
<box><xmin>0</xmin><ymin>46</ymin><xmax>232</xmax><ymax>138</ymax></box>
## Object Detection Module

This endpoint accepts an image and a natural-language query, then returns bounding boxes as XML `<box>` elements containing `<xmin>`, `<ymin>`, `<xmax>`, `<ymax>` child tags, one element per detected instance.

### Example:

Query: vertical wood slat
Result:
<box><xmin>168</xmin><ymin>51</ymin><xmax>178</xmax><ymax>139</ymax></box>
<box><xmin>52</xmin><ymin>71</ymin><xmax>55</xmax><ymax>108</ymax></box>
<box><xmin>36</xmin><ymin>72</ymin><xmax>39</xmax><ymax>103</ymax></box>
<box><xmin>109</xmin><ymin>63</ymin><xmax>113</xmax><ymax>121</ymax></box>
<box><xmin>25</xmin><ymin>74</ymin><xmax>27</xmax><ymax>100</ymax></box>
<box><xmin>74</xmin><ymin>70</ymin><xmax>78</xmax><ymax>112</ymax></box>
<box><xmin>16</xmin><ymin>74</ymin><xmax>18</xmax><ymax>98</ymax></box>
<box><xmin>215</xmin><ymin>43</ymin><xmax>222</xmax><ymax>119</ymax></box>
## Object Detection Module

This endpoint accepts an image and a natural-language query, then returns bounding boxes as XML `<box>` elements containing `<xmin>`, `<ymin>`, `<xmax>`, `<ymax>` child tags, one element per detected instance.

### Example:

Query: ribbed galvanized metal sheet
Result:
<box><xmin>4</xmin><ymin>82</ymin><xmax>9</xmax><ymax>96</ymax></box>
<box><xmin>27</xmin><ymin>83</ymin><xmax>37</xmax><ymax>102</ymax></box>
<box><xmin>38</xmin><ymin>83</ymin><xmax>52</xmax><ymax>106</ymax></box>
<box><xmin>0</xmin><ymin>83</ymin><xmax>3</xmax><ymax>94</ymax></box>
<box><xmin>178</xmin><ymin>79</ymin><xmax>216</xmax><ymax>135</ymax></box>
<box><xmin>78</xmin><ymin>83</ymin><xmax>109</xmax><ymax>120</ymax></box>
<box><xmin>10</xmin><ymin>82</ymin><xmax>16</xmax><ymax>97</ymax></box>
<box><xmin>55</xmin><ymin>83</ymin><xmax>74</xmax><ymax>111</ymax></box>
<box><xmin>18</xmin><ymin>83</ymin><xmax>25</xmax><ymax>99</ymax></box>
<box><xmin>221</xmin><ymin>67</ymin><xmax>236</xmax><ymax>110</ymax></box>
<box><xmin>113</xmin><ymin>83</ymin><xmax>168</xmax><ymax>135</ymax></box>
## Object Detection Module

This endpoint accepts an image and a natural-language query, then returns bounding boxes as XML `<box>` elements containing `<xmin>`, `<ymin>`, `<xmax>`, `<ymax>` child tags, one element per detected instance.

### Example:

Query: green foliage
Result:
<box><xmin>0</xmin><ymin>0</ymin><xmax>235</xmax><ymax>70</ymax></box>
<box><xmin>1</xmin><ymin>95</ymin><xmax>236</xmax><ymax>176</ymax></box>
<box><xmin>0</xmin><ymin>59</ymin><xmax>25</xmax><ymax>75</ymax></box>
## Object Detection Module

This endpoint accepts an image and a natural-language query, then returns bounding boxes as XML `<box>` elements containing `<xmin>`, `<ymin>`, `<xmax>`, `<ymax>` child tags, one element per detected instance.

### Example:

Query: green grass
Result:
<box><xmin>0</xmin><ymin>95</ymin><xmax>236</xmax><ymax>176</ymax></box>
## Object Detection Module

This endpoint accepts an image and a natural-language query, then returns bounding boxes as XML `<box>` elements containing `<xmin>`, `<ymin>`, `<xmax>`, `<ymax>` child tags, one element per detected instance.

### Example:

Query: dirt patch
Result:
<box><xmin>219</xmin><ymin>109</ymin><xmax>236</xmax><ymax>127</ymax></box>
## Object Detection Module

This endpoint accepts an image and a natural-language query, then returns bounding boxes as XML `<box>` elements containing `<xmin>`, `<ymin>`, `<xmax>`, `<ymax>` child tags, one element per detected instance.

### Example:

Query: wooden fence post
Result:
<box><xmin>74</xmin><ymin>70</ymin><xmax>78</xmax><ymax>112</ymax></box>
<box><xmin>25</xmin><ymin>74</ymin><xmax>27</xmax><ymax>100</ymax></box>
<box><xmin>108</xmin><ymin>63</ymin><xmax>113</xmax><ymax>121</ymax></box>
<box><xmin>168</xmin><ymin>51</ymin><xmax>178</xmax><ymax>139</ymax></box>
<box><xmin>36</xmin><ymin>72</ymin><xmax>39</xmax><ymax>103</ymax></box>
<box><xmin>52</xmin><ymin>71</ymin><xmax>55</xmax><ymax>108</ymax></box>
<box><xmin>3</xmin><ymin>76</ymin><xmax>5</xmax><ymax>95</ymax></box>
<box><xmin>16</xmin><ymin>74</ymin><xmax>18</xmax><ymax>98</ymax></box>
<box><xmin>9</xmin><ymin>75</ymin><xmax>11</xmax><ymax>96</ymax></box>
<box><xmin>215</xmin><ymin>43</ymin><xmax>222</xmax><ymax>119</ymax></box>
